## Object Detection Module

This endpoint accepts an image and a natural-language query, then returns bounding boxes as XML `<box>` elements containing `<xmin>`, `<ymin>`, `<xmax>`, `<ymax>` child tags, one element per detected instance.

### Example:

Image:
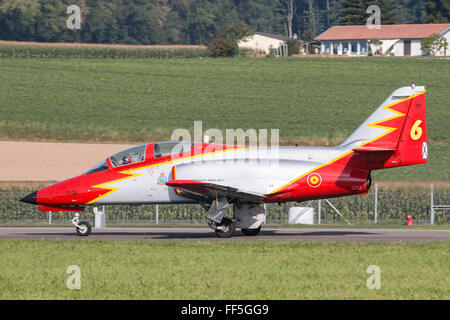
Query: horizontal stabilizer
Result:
<box><xmin>353</xmin><ymin>147</ymin><xmax>395</xmax><ymax>152</ymax></box>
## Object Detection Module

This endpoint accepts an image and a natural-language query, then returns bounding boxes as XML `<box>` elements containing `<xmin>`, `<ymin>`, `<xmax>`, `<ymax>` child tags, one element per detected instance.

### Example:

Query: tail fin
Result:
<box><xmin>342</xmin><ymin>85</ymin><xmax>427</xmax><ymax>167</ymax></box>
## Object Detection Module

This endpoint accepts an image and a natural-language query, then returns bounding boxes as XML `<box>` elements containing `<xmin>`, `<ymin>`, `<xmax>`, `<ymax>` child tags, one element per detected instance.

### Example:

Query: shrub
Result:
<box><xmin>421</xmin><ymin>33</ymin><xmax>448</xmax><ymax>56</ymax></box>
<box><xmin>204</xmin><ymin>35</ymin><xmax>236</xmax><ymax>57</ymax></box>
<box><xmin>368</xmin><ymin>38</ymin><xmax>383</xmax><ymax>56</ymax></box>
<box><xmin>285</xmin><ymin>39</ymin><xmax>300</xmax><ymax>56</ymax></box>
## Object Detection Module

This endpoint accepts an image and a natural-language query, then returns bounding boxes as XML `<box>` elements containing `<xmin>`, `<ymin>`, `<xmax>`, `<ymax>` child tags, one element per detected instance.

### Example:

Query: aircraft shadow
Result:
<box><xmin>18</xmin><ymin>229</ymin><xmax>379</xmax><ymax>240</ymax></box>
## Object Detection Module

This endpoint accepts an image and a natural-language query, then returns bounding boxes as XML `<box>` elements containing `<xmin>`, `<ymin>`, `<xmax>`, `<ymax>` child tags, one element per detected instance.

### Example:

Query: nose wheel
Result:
<box><xmin>70</xmin><ymin>213</ymin><xmax>92</xmax><ymax>236</ymax></box>
<box><xmin>76</xmin><ymin>221</ymin><xmax>92</xmax><ymax>236</ymax></box>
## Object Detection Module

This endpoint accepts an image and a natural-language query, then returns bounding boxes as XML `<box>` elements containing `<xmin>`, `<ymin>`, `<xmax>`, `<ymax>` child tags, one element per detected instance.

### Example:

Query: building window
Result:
<box><xmin>351</xmin><ymin>41</ymin><xmax>358</xmax><ymax>54</ymax></box>
<box><xmin>342</xmin><ymin>42</ymin><xmax>349</xmax><ymax>54</ymax></box>
<box><xmin>325</xmin><ymin>42</ymin><xmax>331</xmax><ymax>53</ymax></box>
<box><xmin>360</xmin><ymin>41</ymin><xmax>367</xmax><ymax>53</ymax></box>
<box><xmin>333</xmin><ymin>42</ymin><xmax>338</xmax><ymax>54</ymax></box>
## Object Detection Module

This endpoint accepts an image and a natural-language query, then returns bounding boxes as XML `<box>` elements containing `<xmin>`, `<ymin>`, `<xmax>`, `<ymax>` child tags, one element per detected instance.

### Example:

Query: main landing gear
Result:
<box><xmin>209</xmin><ymin>217</ymin><xmax>235</xmax><ymax>238</ymax></box>
<box><xmin>205</xmin><ymin>199</ymin><xmax>265</xmax><ymax>238</ymax></box>
<box><xmin>70</xmin><ymin>213</ymin><xmax>92</xmax><ymax>236</ymax></box>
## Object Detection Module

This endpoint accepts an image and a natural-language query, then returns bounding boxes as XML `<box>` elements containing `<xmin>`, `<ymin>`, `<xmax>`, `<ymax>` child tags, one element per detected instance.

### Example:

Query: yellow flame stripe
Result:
<box><xmin>86</xmin><ymin>170</ymin><xmax>143</xmax><ymax>204</ymax></box>
<box><xmin>172</xmin><ymin>165</ymin><xmax>181</xmax><ymax>195</ymax></box>
<box><xmin>87</xmin><ymin>146</ymin><xmax>249</xmax><ymax>204</ymax></box>
<box><xmin>268</xmin><ymin>90</ymin><xmax>425</xmax><ymax>196</ymax></box>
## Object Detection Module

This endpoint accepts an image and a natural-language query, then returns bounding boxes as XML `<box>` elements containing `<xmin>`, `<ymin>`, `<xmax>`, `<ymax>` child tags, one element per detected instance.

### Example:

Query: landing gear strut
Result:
<box><xmin>71</xmin><ymin>213</ymin><xmax>92</xmax><ymax>236</ymax></box>
<box><xmin>205</xmin><ymin>197</ymin><xmax>236</xmax><ymax>238</ymax></box>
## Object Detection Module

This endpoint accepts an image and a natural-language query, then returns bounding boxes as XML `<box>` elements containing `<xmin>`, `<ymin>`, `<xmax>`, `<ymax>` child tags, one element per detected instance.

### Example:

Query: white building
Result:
<box><xmin>314</xmin><ymin>24</ymin><xmax>450</xmax><ymax>56</ymax></box>
<box><xmin>238</xmin><ymin>32</ymin><xmax>290</xmax><ymax>54</ymax></box>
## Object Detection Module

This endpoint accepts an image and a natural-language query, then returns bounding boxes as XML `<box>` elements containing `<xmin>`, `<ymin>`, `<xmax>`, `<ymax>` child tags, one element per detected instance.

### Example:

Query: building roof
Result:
<box><xmin>254</xmin><ymin>32</ymin><xmax>290</xmax><ymax>41</ymax></box>
<box><xmin>314</xmin><ymin>24</ymin><xmax>450</xmax><ymax>41</ymax></box>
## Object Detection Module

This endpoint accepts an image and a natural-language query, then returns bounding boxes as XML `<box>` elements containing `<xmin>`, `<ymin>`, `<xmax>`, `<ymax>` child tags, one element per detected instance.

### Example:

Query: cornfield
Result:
<box><xmin>1</xmin><ymin>186</ymin><xmax>448</xmax><ymax>225</ymax></box>
<box><xmin>0</xmin><ymin>43</ymin><xmax>210</xmax><ymax>59</ymax></box>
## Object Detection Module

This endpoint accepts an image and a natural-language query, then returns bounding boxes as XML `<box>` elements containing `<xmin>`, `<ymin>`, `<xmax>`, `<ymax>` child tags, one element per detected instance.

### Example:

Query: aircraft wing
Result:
<box><xmin>166</xmin><ymin>180</ymin><xmax>264</xmax><ymax>203</ymax></box>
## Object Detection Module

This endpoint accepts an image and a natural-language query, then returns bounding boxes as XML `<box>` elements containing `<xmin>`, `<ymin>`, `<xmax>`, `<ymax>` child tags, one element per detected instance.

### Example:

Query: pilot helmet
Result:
<box><xmin>122</xmin><ymin>156</ymin><xmax>131</xmax><ymax>164</ymax></box>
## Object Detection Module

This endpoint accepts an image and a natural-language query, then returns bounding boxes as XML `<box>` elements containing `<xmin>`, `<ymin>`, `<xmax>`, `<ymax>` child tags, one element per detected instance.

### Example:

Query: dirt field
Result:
<box><xmin>0</xmin><ymin>141</ymin><xmax>132</xmax><ymax>181</ymax></box>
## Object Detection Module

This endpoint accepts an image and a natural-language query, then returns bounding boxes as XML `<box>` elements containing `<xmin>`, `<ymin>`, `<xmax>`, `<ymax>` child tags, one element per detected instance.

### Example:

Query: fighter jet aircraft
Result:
<box><xmin>21</xmin><ymin>85</ymin><xmax>428</xmax><ymax>237</ymax></box>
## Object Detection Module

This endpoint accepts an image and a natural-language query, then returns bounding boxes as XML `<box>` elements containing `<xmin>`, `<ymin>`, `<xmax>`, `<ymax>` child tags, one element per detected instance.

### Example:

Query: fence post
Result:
<box><xmin>318</xmin><ymin>200</ymin><xmax>321</xmax><ymax>224</ymax></box>
<box><xmin>430</xmin><ymin>183</ymin><xmax>434</xmax><ymax>225</ymax></box>
<box><xmin>263</xmin><ymin>203</ymin><xmax>267</xmax><ymax>224</ymax></box>
<box><xmin>156</xmin><ymin>204</ymin><xmax>159</xmax><ymax>225</ymax></box>
<box><xmin>374</xmin><ymin>183</ymin><xmax>378</xmax><ymax>224</ymax></box>
<box><xmin>48</xmin><ymin>211</ymin><xmax>52</xmax><ymax>225</ymax></box>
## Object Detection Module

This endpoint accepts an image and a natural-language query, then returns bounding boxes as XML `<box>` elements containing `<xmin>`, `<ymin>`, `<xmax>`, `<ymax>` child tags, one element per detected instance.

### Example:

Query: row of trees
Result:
<box><xmin>0</xmin><ymin>0</ymin><xmax>448</xmax><ymax>45</ymax></box>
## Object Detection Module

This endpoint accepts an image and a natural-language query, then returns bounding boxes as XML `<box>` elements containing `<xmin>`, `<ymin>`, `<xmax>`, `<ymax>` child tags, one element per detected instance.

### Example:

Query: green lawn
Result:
<box><xmin>0</xmin><ymin>57</ymin><xmax>448</xmax><ymax>180</ymax></box>
<box><xmin>0</xmin><ymin>240</ymin><xmax>448</xmax><ymax>299</ymax></box>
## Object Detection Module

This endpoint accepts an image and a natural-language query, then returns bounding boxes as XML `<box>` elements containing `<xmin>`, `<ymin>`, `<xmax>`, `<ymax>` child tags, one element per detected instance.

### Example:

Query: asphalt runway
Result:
<box><xmin>0</xmin><ymin>226</ymin><xmax>449</xmax><ymax>242</ymax></box>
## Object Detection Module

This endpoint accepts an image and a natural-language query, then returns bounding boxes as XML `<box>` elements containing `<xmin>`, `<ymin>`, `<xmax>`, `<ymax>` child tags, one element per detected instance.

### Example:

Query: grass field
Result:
<box><xmin>0</xmin><ymin>57</ymin><xmax>448</xmax><ymax>181</ymax></box>
<box><xmin>0</xmin><ymin>240</ymin><xmax>448</xmax><ymax>299</ymax></box>
<box><xmin>1</xmin><ymin>57</ymin><xmax>448</xmax><ymax>301</ymax></box>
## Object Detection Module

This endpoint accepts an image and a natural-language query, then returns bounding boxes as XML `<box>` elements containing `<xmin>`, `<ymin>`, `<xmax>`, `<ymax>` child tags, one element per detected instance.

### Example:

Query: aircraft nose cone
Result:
<box><xmin>20</xmin><ymin>191</ymin><xmax>38</xmax><ymax>205</ymax></box>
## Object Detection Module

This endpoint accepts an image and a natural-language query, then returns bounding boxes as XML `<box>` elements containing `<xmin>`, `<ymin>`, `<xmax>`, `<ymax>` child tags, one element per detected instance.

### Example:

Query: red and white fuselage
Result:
<box><xmin>21</xmin><ymin>86</ymin><xmax>428</xmax><ymax>236</ymax></box>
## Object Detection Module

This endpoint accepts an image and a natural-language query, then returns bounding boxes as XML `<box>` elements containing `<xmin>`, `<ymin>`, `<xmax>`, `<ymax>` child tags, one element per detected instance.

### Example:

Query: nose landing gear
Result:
<box><xmin>70</xmin><ymin>213</ymin><xmax>92</xmax><ymax>236</ymax></box>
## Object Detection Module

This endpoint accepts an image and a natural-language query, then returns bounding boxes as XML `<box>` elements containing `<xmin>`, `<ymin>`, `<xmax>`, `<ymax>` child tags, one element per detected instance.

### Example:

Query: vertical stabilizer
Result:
<box><xmin>341</xmin><ymin>85</ymin><xmax>427</xmax><ymax>167</ymax></box>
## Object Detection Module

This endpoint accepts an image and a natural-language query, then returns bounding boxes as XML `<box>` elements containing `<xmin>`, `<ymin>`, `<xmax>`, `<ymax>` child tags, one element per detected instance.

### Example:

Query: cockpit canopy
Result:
<box><xmin>153</xmin><ymin>141</ymin><xmax>193</xmax><ymax>158</ymax></box>
<box><xmin>84</xmin><ymin>160</ymin><xmax>109</xmax><ymax>175</ymax></box>
<box><xmin>110</xmin><ymin>144</ymin><xmax>147</xmax><ymax>167</ymax></box>
<box><xmin>84</xmin><ymin>144</ymin><xmax>147</xmax><ymax>175</ymax></box>
<box><xmin>84</xmin><ymin>142</ymin><xmax>195</xmax><ymax>175</ymax></box>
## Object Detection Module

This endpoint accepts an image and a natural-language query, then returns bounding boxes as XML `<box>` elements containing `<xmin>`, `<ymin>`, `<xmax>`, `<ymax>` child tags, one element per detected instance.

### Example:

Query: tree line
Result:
<box><xmin>0</xmin><ymin>0</ymin><xmax>448</xmax><ymax>45</ymax></box>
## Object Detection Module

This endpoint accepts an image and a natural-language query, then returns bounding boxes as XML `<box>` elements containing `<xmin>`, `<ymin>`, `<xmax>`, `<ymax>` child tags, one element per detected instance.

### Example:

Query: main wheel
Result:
<box><xmin>76</xmin><ymin>221</ymin><xmax>91</xmax><ymax>236</ymax></box>
<box><xmin>241</xmin><ymin>226</ymin><xmax>261</xmax><ymax>236</ymax></box>
<box><xmin>214</xmin><ymin>218</ymin><xmax>235</xmax><ymax>238</ymax></box>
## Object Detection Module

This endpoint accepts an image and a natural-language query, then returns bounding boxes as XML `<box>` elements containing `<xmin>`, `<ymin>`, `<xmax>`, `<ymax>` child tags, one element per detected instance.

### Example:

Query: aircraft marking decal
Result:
<box><xmin>307</xmin><ymin>173</ymin><xmax>322</xmax><ymax>188</ymax></box>
<box><xmin>422</xmin><ymin>142</ymin><xmax>428</xmax><ymax>159</ymax></box>
<box><xmin>410</xmin><ymin>120</ymin><xmax>423</xmax><ymax>140</ymax></box>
